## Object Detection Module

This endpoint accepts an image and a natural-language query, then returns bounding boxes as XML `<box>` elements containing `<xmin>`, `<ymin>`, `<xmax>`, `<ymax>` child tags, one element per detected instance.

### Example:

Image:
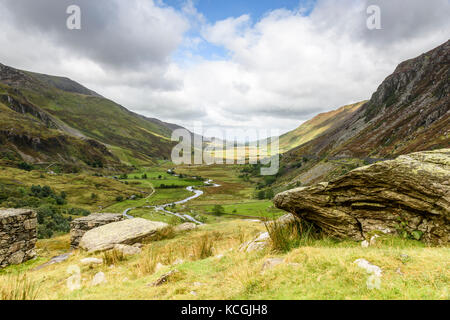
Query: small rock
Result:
<box><xmin>288</xmin><ymin>263</ymin><xmax>301</xmax><ymax>267</ymax></box>
<box><xmin>8</xmin><ymin>251</ymin><xmax>25</xmax><ymax>265</ymax></box>
<box><xmin>215</xmin><ymin>254</ymin><xmax>224</xmax><ymax>259</ymax></box>
<box><xmin>240</xmin><ymin>232</ymin><xmax>270</xmax><ymax>253</ymax></box>
<box><xmin>190</xmin><ymin>291</ymin><xmax>198</xmax><ymax>296</ymax></box>
<box><xmin>261</xmin><ymin>258</ymin><xmax>284</xmax><ymax>271</ymax></box>
<box><xmin>149</xmin><ymin>270</ymin><xmax>180</xmax><ymax>287</ymax></box>
<box><xmin>174</xmin><ymin>223</ymin><xmax>197</xmax><ymax>233</ymax></box>
<box><xmin>193</xmin><ymin>282</ymin><xmax>204</xmax><ymax>287</ymax></box>
<box><xmin>114</xmin><ymin>244</ymin><xmax>142</xmax><ymax>256</ymax></box>
<box><xmin>80</xmin><ymin>258</ymin><xmax>103</xmax><ymax>265</ymax></box>
<box><xmin>172</xmin><ymin>259</ymin><xmax>184</xmax><ymax>266</ymax></box>
<box><xmin>370</xmin><ymin>235</ymin><xmax>380</xmax><ymax>246</ymax></box>
<box><xmin>91</xmin><ymin>272</ymin><xmax>107</xmax><ymax>286</ymax></box>
<box><xmin>361</xmin><ymin>240</ymin><xmax>370</xmax><ymax>248</ymax></box>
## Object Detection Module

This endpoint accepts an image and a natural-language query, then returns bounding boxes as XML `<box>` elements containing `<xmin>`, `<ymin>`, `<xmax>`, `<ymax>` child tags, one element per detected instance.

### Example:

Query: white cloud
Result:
<box><xmin>0</xmin><ymin>0</ymin><xmax>449</xmax><ymax>139</ymax></box>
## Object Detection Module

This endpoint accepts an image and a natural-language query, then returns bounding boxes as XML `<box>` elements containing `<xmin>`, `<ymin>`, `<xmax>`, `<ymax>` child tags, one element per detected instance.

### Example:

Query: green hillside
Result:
<box><xmin>0</xmin><ymin>63</ymin><xmax>187</xmax><ymax>168</ymax></box>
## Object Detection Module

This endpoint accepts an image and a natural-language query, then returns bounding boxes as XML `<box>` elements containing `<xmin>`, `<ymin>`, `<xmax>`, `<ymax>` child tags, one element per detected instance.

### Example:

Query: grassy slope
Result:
<box><xmin>0</xmin><ymin>90</ymin><xmax>120</xmax><ymax>168</ymax></box>
<box><xmin>1</xmin><ymin>222</ymin><xmax>448</xmax><ymax>300</ymax></box>
<box><xmin>0</xmin><ymin>166</ymin><xmax>145</xmax><ymax>211</ymax></box>
<box><xmin>21</xmin><ymin>86</ymin><xmax>175</xmax><ymax>160</ymax></box>
<box><xmin>0</xmin><ymin>64</ymin><xmax>181</xmax><ymax>164</ymax></box>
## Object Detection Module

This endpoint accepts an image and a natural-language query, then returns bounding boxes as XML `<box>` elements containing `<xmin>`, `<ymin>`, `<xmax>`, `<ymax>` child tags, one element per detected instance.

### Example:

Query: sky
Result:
<box><xmin>0</xmin><ymin>0</ymin><xmax>449</xmax><ymax>140</ymax></box>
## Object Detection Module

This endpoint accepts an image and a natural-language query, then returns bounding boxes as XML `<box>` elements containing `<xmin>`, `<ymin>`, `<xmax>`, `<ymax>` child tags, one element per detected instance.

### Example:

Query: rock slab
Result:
<box><xmin>0</xmin><ymin>209</ymin><xmax>37</xmax><ymax>269</ymax></box>
<box><xmin>70</xmin><ymin>213</ymin><xmax>124</xmax><ymax>248</ymax></box>
<box><xmin>274</xmin><ymin>149</ymin><xmax>450</xmax><ymax>244</ymax></box>
<box><xmin>79</xmin><ymin>218</ymin><xmax>168</xmax><ymax>252</ymax></box>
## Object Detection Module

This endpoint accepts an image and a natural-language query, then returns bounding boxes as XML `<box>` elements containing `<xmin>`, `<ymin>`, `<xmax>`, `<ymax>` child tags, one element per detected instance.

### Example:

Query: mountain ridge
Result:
<box><xmin>0</xmin><ymin>63</ymin><xmax>194</xmax><ymax>169</ymax></box>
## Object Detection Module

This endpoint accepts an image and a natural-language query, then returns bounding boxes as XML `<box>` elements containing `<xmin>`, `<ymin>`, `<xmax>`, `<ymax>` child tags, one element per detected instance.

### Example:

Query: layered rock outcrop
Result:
<box><xmin>0</xmin><ymin>209</ymin><xmax>37</xmax><ymax>268</ymax></box>
<box><xmin>70</xmin><ymin>213</ymin><xmax>124</xmax><ymax>248</ymax></box>
<box><xmin>274</xmin><ymin>149</ymin><xmax>450</xmax><ymax>244</ymax></box>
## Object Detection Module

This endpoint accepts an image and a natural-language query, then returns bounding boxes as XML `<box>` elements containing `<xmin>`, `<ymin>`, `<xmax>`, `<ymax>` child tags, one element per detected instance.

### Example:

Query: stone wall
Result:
<box><xmin>70</xmin><ymin>213</ymin><xmax>124</xmax><ymax>248</ymax></box>
<box><xmin>0</xmin><ymin>209</ymin><xmax>37</xmax><ymax>269</ymax></box>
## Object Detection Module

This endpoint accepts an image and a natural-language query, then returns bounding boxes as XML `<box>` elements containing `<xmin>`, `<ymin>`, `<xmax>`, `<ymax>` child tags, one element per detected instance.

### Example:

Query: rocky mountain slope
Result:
<box><xmin>0</xmin><ymin>63</ymin><xmax>190</xmax><ymax>168</ymax></box>
<box><xmin>278</xmin><ymin>40</ymin><xmax>450</xmax><ymax>186</ymax></box>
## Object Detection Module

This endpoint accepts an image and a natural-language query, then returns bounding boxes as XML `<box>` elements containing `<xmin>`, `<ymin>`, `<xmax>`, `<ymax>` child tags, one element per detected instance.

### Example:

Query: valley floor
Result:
<box><xmin>0</xmin><ymin>163</ymin><xmax>448</xmax><ymax>300</ymax></box>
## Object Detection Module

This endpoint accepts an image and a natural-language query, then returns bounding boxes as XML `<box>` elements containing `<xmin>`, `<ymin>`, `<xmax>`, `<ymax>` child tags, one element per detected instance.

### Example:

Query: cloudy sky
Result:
<box><xmin>0</xmin><ymin>0</ymin><xmax>449</xmax><ymax>139</ymax></box>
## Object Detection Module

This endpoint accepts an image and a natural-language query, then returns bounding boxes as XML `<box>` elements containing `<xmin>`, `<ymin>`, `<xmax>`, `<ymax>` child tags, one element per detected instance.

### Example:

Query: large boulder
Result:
<box><xmin>274</xmin><ymin>149</ymin><xmax>450</xmax><ymax>244</ymax></box>
<box><xmin>70</xmin><ymin>213</ymin><xmax>124</xmax><ymax>248</ymax></box>
<box><xmin>79</xmin><ymin>218</ymin><xmax>168</xmax><ymax>252</ymax></box>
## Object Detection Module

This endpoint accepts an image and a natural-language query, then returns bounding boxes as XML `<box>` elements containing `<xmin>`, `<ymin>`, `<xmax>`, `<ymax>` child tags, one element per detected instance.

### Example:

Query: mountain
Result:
<box><xmin>277</xmin><ymin>40</ymin><xmax>450</xmax><ymax>187</ymax></box>
<box><xmin>278</xmin><ymin>101</ymin><xmax>367</xmax><ymax>153</ymax></box>
<box><xmin>0</xmin><ymin>63</ymin><xmax>190</xmax><ymax>169</ymax></box>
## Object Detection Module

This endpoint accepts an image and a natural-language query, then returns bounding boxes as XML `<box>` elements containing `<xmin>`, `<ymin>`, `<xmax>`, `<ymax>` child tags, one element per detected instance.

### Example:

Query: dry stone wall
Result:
<box><xmin>0</xmin><ymin>209</ymin><xmax>37</xmax><ymax>269</ymax></box>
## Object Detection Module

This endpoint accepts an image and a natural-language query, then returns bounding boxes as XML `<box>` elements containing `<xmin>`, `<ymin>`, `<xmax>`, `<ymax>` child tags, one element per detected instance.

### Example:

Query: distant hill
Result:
<box><xmin>277</xmin><ymin>40</ymin><xmax>449</xmax><ymax>187</ymax></box>
<box><xmin>0</xmin><ymin>63</ymin><xmax>191</xmax><ymax>169</ymax></box>
<box><xmin>278</xmin><ymin>101</ymin><xmax>366</xmax><ymax>153</ymax></box>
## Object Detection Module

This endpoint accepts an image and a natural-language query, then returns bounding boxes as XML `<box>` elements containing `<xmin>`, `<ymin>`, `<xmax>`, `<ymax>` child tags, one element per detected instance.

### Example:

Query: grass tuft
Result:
<box><xmin>192</xmin><ymin>235</ymin><xmax>214</xmax><ymax>260</ymax></box>
<box><xmin>103</xmin><ymin>249</ymin><xmax>126</xmax><ymax>266</ymax></box>
<box><xmin>152</xmin><ymin>226</ymin><xmax>176</xmax><ymax>242</ymax></box>
<box><xmin>0</xmin><ymin>274</ymin><xmax>40</xmax><ymax>300</ymax></box>
<box><xmin>265</xmin><ymin>216</ymin><xmax>321</xmax><ymax>253</ymax></box>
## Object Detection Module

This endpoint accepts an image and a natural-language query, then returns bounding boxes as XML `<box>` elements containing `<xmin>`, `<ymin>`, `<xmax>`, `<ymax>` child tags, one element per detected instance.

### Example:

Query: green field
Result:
<box><xmin>190</xmin><ymin>201</ymin><xmax>285</xmax><ymax>219</ymax></box>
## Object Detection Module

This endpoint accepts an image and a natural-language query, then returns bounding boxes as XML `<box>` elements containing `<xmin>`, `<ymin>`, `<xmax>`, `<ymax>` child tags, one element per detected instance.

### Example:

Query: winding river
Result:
<box><xmin>122</xmin><ymin>179</ymin><xmax>221</xmax><ymax>225</ymax></box>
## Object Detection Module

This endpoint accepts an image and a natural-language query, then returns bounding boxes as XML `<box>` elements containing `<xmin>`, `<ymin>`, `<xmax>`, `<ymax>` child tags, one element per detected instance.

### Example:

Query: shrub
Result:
<box><xmin>212</xmin><ymin>205</ymin><xmax>225</xmax><ymax>216</ymax></box>
<box><xmin>256</xmin><ymin>190</ymin><xmax>265</xmax><ymax>200</ymax></box>
<box><xmin>36</xmin><ymin>205</ymin><xmax>70</xmax><ymax>239</ymax></box>
<box><xmin>265</xmin><ymin>189</ymin><xmax>275</xmax><ymax>199</ymax></box>
<box><xmin>18</xmin><ymin>162</ymin><xmax>33</xmax><ymax>171</ymax></box>
<box><xmin>68</xmin><ymin>207</ymin><xmax>91</xmax><ymax>216</ymax></box>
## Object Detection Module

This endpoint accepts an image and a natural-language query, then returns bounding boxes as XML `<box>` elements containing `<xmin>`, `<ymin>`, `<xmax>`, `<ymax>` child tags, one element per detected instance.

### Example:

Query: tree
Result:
<box><xmin>18</xmin><ymin>162</ymin><xmax>33</xmax><ymax>171</ymax></box>
<box><xmin>257</xmin><ymin>190</ymin><xmax>265</xmax><ymax>200</ymax></box>
<box><xmin>212</xmin><ymin>205</ymin><xmax>225</xmax><ymax>216</ymax></box>
<box><xmin>265</xmin><ymin>189</ymin><xmax>275</xmax><ymax>200</ymax></box>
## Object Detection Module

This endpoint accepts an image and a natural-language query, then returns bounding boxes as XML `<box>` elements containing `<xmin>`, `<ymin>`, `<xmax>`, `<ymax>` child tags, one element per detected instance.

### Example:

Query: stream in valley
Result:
<box><xmin>123</xmin><ymin>179</ymin><xmax>221</xmax><ymax>225</ymax></box>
